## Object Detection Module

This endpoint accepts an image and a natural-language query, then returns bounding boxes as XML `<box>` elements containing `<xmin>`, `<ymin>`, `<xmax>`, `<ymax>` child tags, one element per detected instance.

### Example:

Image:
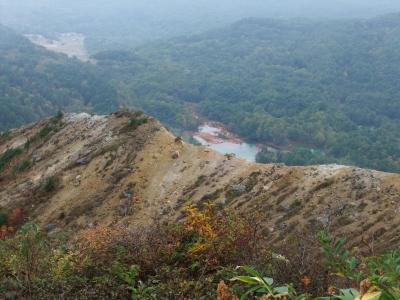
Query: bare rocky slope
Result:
<box><xmin>0</xmin><ymin>111</ymin><xmax>399</xmax><ymax>250</ymax></box>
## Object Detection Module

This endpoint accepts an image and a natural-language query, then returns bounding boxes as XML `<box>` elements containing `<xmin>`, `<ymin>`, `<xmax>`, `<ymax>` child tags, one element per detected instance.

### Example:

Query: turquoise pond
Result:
<box><xmin>193</xmin><ymin>124</ymin><xmax>261</xmax><ymax>161</ymax></box>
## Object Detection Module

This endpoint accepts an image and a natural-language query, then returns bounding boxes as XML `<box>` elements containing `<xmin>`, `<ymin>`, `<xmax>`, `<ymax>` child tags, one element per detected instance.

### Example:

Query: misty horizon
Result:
<box><xmin>2</xmin><ymin>0</ymin><xmax>400</xmax><ymax>52</ymax></box>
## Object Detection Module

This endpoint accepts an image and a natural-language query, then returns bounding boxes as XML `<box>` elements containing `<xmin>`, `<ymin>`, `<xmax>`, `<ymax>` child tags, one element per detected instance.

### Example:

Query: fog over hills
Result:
<box><xmin>1</xmin><ymin>0</ymin><xmax>400</xmax><ymax>51</ymax></box>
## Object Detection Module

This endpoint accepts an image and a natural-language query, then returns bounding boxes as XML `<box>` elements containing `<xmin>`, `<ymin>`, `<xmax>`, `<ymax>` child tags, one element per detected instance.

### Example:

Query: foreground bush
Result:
<box><xmin>0</xmin><ymin>205</ymin><xmax>398</xmax><ymax>299</ymax></box>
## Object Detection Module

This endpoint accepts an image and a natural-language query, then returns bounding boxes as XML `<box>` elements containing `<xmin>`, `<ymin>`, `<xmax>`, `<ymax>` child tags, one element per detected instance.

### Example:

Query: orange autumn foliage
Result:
<box><xmin>7</xmin><ymin>208</ymin><xmax>24</xmax><ymax>226</ymax></box>
<box><xmin>217</xmin><ymin>280</ymin><xmax>229</xmax><ymax>300</ymax></box>
<box><xmin>184</xmin><ymin>204</ymin><xmax>215</xmax><ymax>238</ymax></box>
<box><xmin>74</xmin><ymin>226</ymin><xmax>126</xmax><ymax>268</ymax></box>
<box><xmin>180</xmin><ymin>204</ymin><xmax>263</xmax><ymax>270</ymax></box>
<box><xmin>0</xmin><ymin>208</ymin><xmax>23</xmax><ymax>240</ymax></box>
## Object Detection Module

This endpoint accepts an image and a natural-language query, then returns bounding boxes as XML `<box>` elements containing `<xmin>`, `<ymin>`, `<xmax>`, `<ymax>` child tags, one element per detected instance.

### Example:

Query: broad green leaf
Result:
<box><xmin>274</xmin><ymin>286</ymin><xmax>289</xmax><ymax>293</ymax></box>
<box><xmin>231</xmin><ymin>276</ymin><xmax>262</xmax><ymax>284</ymax></box>
<box><xmin>240</xmin><ymin>286</ymin><xmax>263</xmax><ymax>300</ymax></box>
<box><xmin>338</xmin><ymin>288</ymin><xmax>359</xmax><ymax>300</ymax></box>
<box><xmin>262</xmin><ymin>276</ymin><xmax>274</xmax><ymax>285</ymax></box>
<box><xmin>241</xmin><ymin>265</ymin><xmax>262</xmax><ymax>277</ymax></box>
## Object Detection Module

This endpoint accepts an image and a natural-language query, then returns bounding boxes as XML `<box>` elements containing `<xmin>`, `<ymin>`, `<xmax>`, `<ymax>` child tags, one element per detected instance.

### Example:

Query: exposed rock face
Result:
<box><xmin>1</xmin><ymin>112</ymin><xmax>400</xmax><ymax>250</ymax></box>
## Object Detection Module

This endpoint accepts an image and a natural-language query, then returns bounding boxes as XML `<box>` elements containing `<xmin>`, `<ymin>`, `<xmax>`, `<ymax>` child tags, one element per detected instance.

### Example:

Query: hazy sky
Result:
<box><xmin>2</xmin><ymin>0</ymin><xmax>400</xmax><ymax>18</ymax></box>
<box><xmin>2</xmin><ymin>1</ymin><xmax>400</xmax><ymax>30</ymax></box>
<box><xmin>1</xmin><ymin>0</ymin><xmax>400</xmax><ymax>50</ymax></box>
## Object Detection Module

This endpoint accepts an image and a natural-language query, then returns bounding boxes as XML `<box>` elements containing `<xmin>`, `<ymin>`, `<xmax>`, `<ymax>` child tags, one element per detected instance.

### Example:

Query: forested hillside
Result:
<box><xmin>94</xmin><ymin>14</ymin><xmax>400</xmax><ymax>172</ymax></box>
<box><xmin>0</xmin><ymin>25</ymin><xmax>118</xmax><ymax>130</ymax></box>
<box><xmin>2</xmin><ymin>13</ymin><xmax>400</xmax><ymax>172</ymax></box>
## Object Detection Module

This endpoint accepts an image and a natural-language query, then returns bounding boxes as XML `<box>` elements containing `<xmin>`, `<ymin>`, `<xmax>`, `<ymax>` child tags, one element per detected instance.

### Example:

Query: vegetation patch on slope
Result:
<box><xmin>0</xmin><ymin>206</ymin><xmax>398</xmax><ymax>299</ymax></box>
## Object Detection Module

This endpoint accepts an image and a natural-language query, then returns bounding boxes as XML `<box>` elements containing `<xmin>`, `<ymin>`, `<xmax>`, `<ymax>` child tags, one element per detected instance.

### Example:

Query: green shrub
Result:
<box><xmin>231</xmin><ymin>266</ymin><xmax>304</xmax><ymax>299</ymax></box>
<box><xmin>119</xmin><ymin>116</ymin><xmax>149</xmax><ymax>134</ymax></box>
<box><xmin>13</xmin><ymin>159</ymin><xmax>32</xmax><ymax>172</ymax></box>
<box><xmin>0</xmin><ymin>225</ymin><xmax>50</xmax><ymax>295</ymax></box>
<box><xmin>319</xmin><ymin>231</ymin><xmax>400</xmax><ymax>300</ymax></box>
<box><xmin>58</xmin><ymin>211</ymin><xmax>65</xmax><ymax>220</ymax></box>
<box><xmin>114</xmin><ymin>264</ymin><xmax>155</xmax><ymax>300</ymax></box>
<box><xmin>34</xmin><ymin>115</ymin><xmax>64</xmax><ymax>141</ymax></box>
<box><xmin>0</xmin><ymin>212</ymin><xmax>398</xmax><ymax>299</ymax></box>
<box><xmin>53</xmin><ymin>111</ymin><xmax>64</xmax><ymax>122</ymax></box>
<box><xmin>24</xmin><ymin>138</ymin><xmax>32</xmax><ymax>150</ymax></box>
<box><xmin>0</xmin><ymin>147</ymin><xmax>23</xmax><ymax>171</ymax></box>
<box><xmin>37</xmin><ymin>124</ymin><xmax>54</xmax><ymax>139</ymax></box>
<box><xmin>127</xmin><ymin>117</ymin><xmax>148</xmax><ymax>130</ymax></box>
<box><xmin>44</xmin><ymin>176</ymin><xmax>56</xmax><ymax>192</ymax></box>
<box><xmin>0</xmin><ymin>130</ymin><xmax>10</xmax><ymax>143</ymax></box>
<box><xmin>319</xmin><ymin>231</ymin><xmax>363</xmax><ymax>281</ymax></box>
<box><xmin>0</xmin><ymin>211</ymin><xmax>7</xmax><ymax>226</ymax></box>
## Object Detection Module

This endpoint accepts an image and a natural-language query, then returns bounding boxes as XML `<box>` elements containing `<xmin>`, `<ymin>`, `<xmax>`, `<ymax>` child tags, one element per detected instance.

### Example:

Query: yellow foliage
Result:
<box><xmin>184</xmin><ymin>204</ymin><xmax>216</xmax><ymax>239</ymax></box>
<box><xmin>355</xmin><ymin>291</ymin><xmax>381</xmax><ymax>300</ymax></box>
<box><xmin>181</xmin><ymin>204</ymin><xmax>261</xmax><ymax>269</ymax></box>
<box><xmin>183</xmin><ymin>204</ymin><xmax>217</xmax><ymax>261</ymax></box>
<box><xmin>187</xmin><ymin>242</ymin><xmax>208</xmax><ymax>257</ymax></box>
<box><xmin>50</xmin><ymin>249</ymin><xmax>75</xmax><ymax>279</ymax></box>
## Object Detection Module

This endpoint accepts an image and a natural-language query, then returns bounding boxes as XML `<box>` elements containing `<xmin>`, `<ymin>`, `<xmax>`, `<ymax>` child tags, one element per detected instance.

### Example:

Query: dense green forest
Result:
<box><xmin>92</xmin><ymin>14</ymin><xmax>400</xmax><ymax>172</ymax></box>
<box><xmin>0</xmin><ymin>25</ymin><xmax>118</xmax><ymax>130</ymax></box>
<box><xmin>2</xmin><ymin>13</ymin><xmax>400</xmax><ymax>172</ymax></box>
<box><xmin>0</xmin><ymin>25</ymin><xmax>193</xmax><ymax>132</ymax></box>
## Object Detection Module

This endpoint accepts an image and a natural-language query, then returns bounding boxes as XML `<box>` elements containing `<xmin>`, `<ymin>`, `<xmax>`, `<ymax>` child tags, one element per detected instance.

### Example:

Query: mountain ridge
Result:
<box><xmin>0</xmin><ymin>112</ymin><xmax>399</xmax><ymax>251</ymax></box>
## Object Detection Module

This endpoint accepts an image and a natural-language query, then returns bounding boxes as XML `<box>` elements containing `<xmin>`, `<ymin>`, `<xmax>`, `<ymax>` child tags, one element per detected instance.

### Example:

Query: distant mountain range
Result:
<box><xmin>2</xmin><ymin>0</ymin><xmax>400</xmax><ymax>51</ymax></box>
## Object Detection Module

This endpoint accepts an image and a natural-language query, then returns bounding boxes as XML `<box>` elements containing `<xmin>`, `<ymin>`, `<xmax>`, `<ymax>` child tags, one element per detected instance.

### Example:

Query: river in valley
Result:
<box><xmin>192</xmin><ymin>123</ymin><xmax>261</xmax><ymax>161</ymax></box>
